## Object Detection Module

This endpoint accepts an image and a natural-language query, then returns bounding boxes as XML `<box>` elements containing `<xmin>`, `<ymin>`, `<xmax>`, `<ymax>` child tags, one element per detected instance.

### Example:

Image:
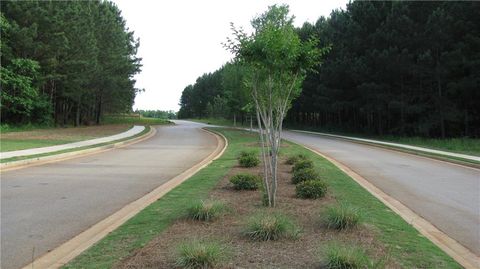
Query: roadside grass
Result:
<box><xmin>288</xmin><ymin>126</ymin><xmax>480</xmax><ymax>156</ymax></box>
<box><xmin>103</xmin><ymin>115</ymin><xmax>171</xmax><ymax>125</ymax></box>
<box><xmin>0</xmin><ymin>126</ymin><xmax>151</xmax><ymax>163</ymax></box>
<box><xmin>384</xmin><ymin>136</ymin><xmax>480</xmax><ymax>156</ymax></box>
<box><xmin>0</xmin><ymin>124</ymin><xmax>133</xmax><ymax>152</ymax></box>
<box><xmin>0</xmin><ymin>115</ymin><xmax>170</xmax><ymax>153</ymax></box>
<box><xmin>64</xmin><ymin>128</ymin><xmax>460</xmax><ymax>268</ymax></box>
<box><xmin>0</xmin><ymin>123</ymin><xmax>55</xmax><ymax>133</ymax></box>
<box><xmin>0</xmin><ymin>139</ymin><xmax>74</xmax><ymax>152</ymax></box>
<box><xmin>188</xmin><ymin>117</ymin><xmax>252</xmax><ymax>128</ymax></box>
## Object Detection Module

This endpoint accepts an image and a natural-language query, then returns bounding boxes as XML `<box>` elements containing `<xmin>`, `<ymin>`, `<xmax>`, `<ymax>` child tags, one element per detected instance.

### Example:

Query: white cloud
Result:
<box><xmin>113</xmin><ymin>0</ymin><xmax>349</xmax><ymax>111</ymax></box>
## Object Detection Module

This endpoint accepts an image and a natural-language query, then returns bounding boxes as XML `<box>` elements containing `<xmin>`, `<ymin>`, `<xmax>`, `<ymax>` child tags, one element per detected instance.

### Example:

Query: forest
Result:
<box><xmin>1</xmin><ymin>0</ymin><xmax>141</xmax><ymax>126</ymax></box>
<box><xmin>178</xmin><ymin>1</ymin><xmax>480</xmax><ymax>138</ymax></box>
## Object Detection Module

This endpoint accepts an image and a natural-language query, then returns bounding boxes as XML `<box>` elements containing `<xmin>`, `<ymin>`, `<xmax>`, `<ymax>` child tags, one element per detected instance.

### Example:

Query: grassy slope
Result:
<box><xmin>102</xmin><ymin>115</ymin><xmax>171</xmax><ymax>125</ymax></box>
<box><xmin>1</xmin><ymin>139</ymin><xmax>74</xmax><ymax>152</ymax></box>
<box><xmin>289</xmin><ymin>126</ymin><xmax>480</xmax><ymax>156</ymax></box>
<box><xmin>0</xmin><ymin>116</ymin><xmax>170</xmax><ymax>152</ymax></box>
<box><xmin>64</xmin><ymin>128</ymin><xmax>460</xmax><ymax>268</ymax></box>
<box><xmin>0</xmin><ymin>126</ymin><xmax>151</xmax><ymax>163</ymax></box>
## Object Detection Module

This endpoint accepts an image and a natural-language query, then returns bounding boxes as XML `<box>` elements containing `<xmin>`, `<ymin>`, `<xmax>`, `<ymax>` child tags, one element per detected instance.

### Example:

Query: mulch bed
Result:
<box><xmin>114</xmin><ymin>149</ymin><xmax>398</xmax><ymax>268</ymax></box>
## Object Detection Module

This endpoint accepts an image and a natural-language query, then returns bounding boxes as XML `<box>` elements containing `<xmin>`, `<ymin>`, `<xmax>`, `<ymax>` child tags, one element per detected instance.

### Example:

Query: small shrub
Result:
<box><xmin>285</xmin><ymin>154</ymin><xmax>309</xmax><ymax>165</ymax></box>
<box><xmin>238</xmin><ymin>152</ymin><xmax>260</xmax><ymax>167</ymax></box>
<box><xmin>186</xmin><ymin>200</ymin><xmax>225</xmax><ymax>221</ymax></box>
<box><xmin>324</xmin><ymin>204</ymin><xmax>361</xmax><ymax>230</ymax></box>
<box><xmin>323</xmin><ymin>242</ymin><xmax>370</xmax><ymax>269</ymax></box>
<box><xmin>230</xmin><ymin>173</ymin><xmax>261</xmax><ymax>190</ymax></box>
<box><xmin>244</xmin><ymin>212</ymin><xmax>301</xmax><ymax>241</ymax></box>
<box><xmin>291</xmin><ymin>168</ymin><xmax>321</xmax><ymax>184</ymax></box>
<box><xmin>292</xmin><ymin>159</ymin><xmax>313</xmax><ymax>172</ymax></box>
<box><xmin>175</xmin><ymin>240</ymin><xmax>227</xmax><ymax>269</ymax></box>
<box><xmin>295</xmin><ymin>180</ymin><xmax>328</xmax><ymax>199</ymax></box>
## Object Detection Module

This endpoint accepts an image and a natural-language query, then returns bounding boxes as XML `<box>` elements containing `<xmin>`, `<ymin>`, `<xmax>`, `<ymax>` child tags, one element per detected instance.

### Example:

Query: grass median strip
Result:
<box><xmin>64</xmin><ymin>128</ymin><xmax>460</xmax><ymax>268</ymax></box>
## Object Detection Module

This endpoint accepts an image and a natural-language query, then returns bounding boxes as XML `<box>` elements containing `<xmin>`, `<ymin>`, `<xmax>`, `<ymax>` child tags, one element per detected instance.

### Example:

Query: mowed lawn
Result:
<box><xmin>0</xmin><ymin>116</ymin><xmax>171</xmax><ymax>152</ymax></box>
<box><xmin>0</xmin><ymin>124</ymin><xmax>131</xmax><ymax>152</ymax></box>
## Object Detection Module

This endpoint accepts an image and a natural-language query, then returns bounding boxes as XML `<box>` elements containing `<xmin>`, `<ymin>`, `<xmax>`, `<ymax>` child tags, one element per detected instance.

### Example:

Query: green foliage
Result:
<box><xmin>102</xmin><ymin>115</ymin><xmax>170</xmax><ymax>125</ymax></box>
<box><xmin>229</xmin><ymin>173</ymin><xmax>261</xmax><ymax>190</ymax></box>
<box><xmin>1</xmin><ymin>1</ymin><xmax>141</xmax><ymax>126</ymax></box>
<box><xmin>285</xmin><ymin>153</ymin><xmax>308</xmax><ymax>165</ymax></box>
<box><xmin>243</xmin><ymin>212</ymin><xmax>301</xmax><ymax>241</ymax></box>
<box><xmin>322</xmin><ymin>242</ymin><xmax>371</xmax><ymax>269</ymax></box>
<box><xmin>291</xmin><ymin>168</ymin><xmax>320</xmax><ymax>184</ymax></box>
<box><xmin>135</xmin><ymin>110</ymin><xmax>177</xmax><ymax>119</ymax></box>
<box><xmin>238</xmin><ymin>151</ymin><xmax>260</xmax><ymax>167</ymax></box>
<box><xmin>186</xmin><ymin>200</ymin><xmax>226</xmax><ymax>222</ymax></box>
<box><xmin>175</xmin><ymin>240</ymin><xmax>227</xmax><ymax>269</ymax></box>
<box><xmin>292</xmin><ymin>159</ymin><xmax>314</xmax><ymax>172</ymax></box>
<box><xmin>295</xmin><ymin>180</ymin><xmax>328</xmax><ymax>199</ymax></box>
<box><xmin>324</xmin><ymin>204</ymin><xmax>362</xmax><ymax>230</ymax></box>
<box><xmin>287</xmin><ymin>1</ymin><xmax>480</xmax><ymax>138</ymax></box>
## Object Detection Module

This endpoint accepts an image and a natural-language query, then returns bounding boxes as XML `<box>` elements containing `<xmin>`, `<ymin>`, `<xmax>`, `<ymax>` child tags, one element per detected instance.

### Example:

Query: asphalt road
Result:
<box><xmin>283</xmin><ymin>130</ymin><xmax>480</xmax><ymax>256</ymax></box>
<box><xmin>0</xmin><ymin>121</ymin><xmax>217</xmax><ymax>269</ymax></box>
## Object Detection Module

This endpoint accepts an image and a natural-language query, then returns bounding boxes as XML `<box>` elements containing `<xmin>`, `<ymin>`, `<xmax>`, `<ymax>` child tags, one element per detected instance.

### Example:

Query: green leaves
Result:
<box><xmin>1</xmin><ymin>1</ymin><xmax>141</xmax><ymax>125</ymax></box>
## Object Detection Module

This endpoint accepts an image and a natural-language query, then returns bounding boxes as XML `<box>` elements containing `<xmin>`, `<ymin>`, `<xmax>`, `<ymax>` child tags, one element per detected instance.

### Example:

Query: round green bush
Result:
<box><xmin>295</xmin><ymin>180</ymin><xmax>328</xmax><ymax>199</ymax></box>
<box><xmin>238</xmin><ymin>154</ymin><xmax>260</xmax><ymax>167</ymax></box>
<box><xmin>292</xmin><ymin>159</ymin><xmax>313</xmax><ymax>172</ymax></box>
<box><xmin>291</xmin><ymin>168</ymin><xmax>320</xmax><ymax>184</ymax></box>
<box><xmin>230</xmin><ymin>173</ymin><xmax>260</xmax><ymax>190</ymax></box>
<box><xmin>285</xmin><ymin>154</ymin><xmax>309</xmax><ymax>165</ymax></box>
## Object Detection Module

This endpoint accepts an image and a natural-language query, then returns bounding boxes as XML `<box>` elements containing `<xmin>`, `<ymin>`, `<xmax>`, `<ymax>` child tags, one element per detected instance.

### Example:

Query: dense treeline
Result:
<box><xmin>178</xmin><ymin>63</ymin><xmax>251</xmax><ymax>123</ymax></box>
<box><xmin>178</xmin><ymin>1</ymin><xmax>480</xmax><ymax>138</ymax></box>
<box><xmin>1</xmin><ymin>0</ymin><xmax>141</xmax><ymax>126</ymax></box>
<box><xmin>135</xmin><ymin>110</ymin><xmax>177</xmax><ymax>119</ymax></box>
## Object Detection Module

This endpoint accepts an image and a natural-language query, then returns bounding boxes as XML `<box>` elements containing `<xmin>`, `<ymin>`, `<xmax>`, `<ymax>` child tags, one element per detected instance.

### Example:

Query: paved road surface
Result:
<box><xmin>1</xmin><ymin>121</ymin><xmax>216</xmax><ymax>269</ymax></box>
<box><xmin>283</xmin><ymin>130</ymin><xmax>480</xmax><ymax>256</ymax></box>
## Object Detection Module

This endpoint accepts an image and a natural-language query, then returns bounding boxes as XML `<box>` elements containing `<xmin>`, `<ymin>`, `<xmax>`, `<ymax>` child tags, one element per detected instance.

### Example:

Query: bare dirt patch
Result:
<box><xmin>1</xmin><ymin>124</ymin><xmax>131</xmax><ymax>141</ymax></box>
<box><xmin>114</xmin><ymin>158</ymin><xmax>399</xmax><ymax>269</ymax></box>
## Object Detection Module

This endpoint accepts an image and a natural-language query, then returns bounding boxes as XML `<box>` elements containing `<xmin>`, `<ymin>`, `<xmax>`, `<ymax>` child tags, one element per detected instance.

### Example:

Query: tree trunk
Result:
<box><xmin>75</xmin><ymin>97</ymin><xmax>81</xmax><ymax>127</ymax></box>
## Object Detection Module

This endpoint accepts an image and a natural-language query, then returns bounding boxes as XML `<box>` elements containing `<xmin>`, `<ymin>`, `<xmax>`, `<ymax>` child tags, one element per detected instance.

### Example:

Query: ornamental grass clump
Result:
<box><xmin>295</xmin><ymin>180</ymin><xmax>328</xmax><ymax>199</ymax></box>
<box><xmin>186</xmin><ymin>200</ymin><xmax>226</xmax><ymax>222</ymax></box>
<box><xmin>230</xmin><ymin>173</ymin><xmax>261</xmax><ymax>190</ymax></box>
<box><xmin>244</xmin><ymin>212</ymin><xmax>301</xmax><ymax>241</ymax></box>
<box><xmin>324</xmin><ymin>203</ymin><xmax>362</xmax><ymax>230</ymax></box>
<box><xmin>175</xmin><ymin>240</ymin><xmax>227</xmax><ymax>269</ymax></box>
<box><xmin>322</xmin><ymin>242</ymin><xmax>371</xmax><ymax>269</ymax></box>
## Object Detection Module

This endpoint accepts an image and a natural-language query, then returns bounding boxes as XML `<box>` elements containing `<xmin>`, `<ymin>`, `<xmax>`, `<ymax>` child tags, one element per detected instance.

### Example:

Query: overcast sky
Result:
<box><xmin>113</xmin><ymin>0</ymin><xmax>349</xmax><ymax>112</ymax></box>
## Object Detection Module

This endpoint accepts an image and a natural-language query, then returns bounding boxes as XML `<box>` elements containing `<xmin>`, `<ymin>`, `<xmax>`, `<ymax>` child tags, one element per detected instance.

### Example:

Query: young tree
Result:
<box><xmin>225</xmin><ymin>5</ymin><xmax>329</xmax><ymax>206</ymax></box>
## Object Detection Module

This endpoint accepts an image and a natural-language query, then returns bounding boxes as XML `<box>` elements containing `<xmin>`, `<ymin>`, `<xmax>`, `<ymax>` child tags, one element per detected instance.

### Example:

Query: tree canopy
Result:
<box><xmin>1</xmin><ymin>0</ymin><xmax>142</xmax><ymax>126</ymax></box>
<box><xmin>178</xmin><ymin>1</ymin><xmax>480</xmax><ymax>138</ymax></box>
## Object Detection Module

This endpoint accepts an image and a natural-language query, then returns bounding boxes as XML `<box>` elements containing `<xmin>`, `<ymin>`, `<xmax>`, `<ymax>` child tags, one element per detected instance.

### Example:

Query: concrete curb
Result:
<box><xmin>0</xmin><ymin>126</ymin><xmax>155</xmax><ymax>173</ymax></box>
<box><xmin>21</xmin><ymin>127</ymin><xmax>227</xmax><ymax>269</ymax></box>
<box><xmin>295</xmin><ymin>142</ymin><xmax>480</xmax><ymax>269</ymax></box>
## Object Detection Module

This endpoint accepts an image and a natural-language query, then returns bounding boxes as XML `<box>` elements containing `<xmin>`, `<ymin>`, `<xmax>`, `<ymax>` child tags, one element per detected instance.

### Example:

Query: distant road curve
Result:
<box><xmin>282</xmin><ymin>130</ymin><xmax>480</xmax><ymax>256</ymax></box>
<box><xmin>1</xmin><ymin>121</ymin><xmax>217</xmax><ymax>269</ymax></box>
